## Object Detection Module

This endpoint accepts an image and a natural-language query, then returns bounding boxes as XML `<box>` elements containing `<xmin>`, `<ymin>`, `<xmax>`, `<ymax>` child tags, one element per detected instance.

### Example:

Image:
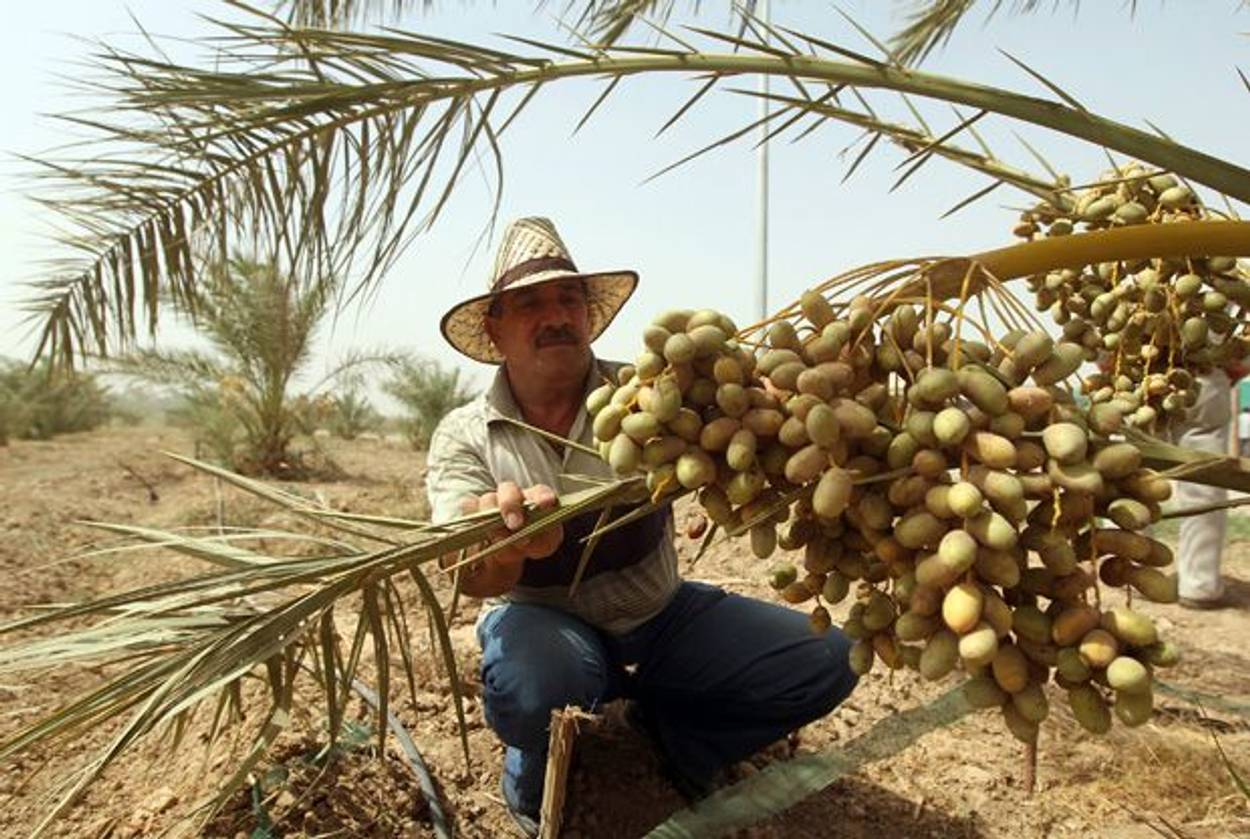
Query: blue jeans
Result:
<box><xmin>476</xmin><ymin>581</ymin><xmax>859</xmax><ymax>817</ymax></box>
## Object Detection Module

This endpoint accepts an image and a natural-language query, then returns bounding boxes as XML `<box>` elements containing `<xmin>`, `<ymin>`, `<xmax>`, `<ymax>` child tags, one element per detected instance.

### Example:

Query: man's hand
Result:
<box><xmin>452</xmin><ymin>482</ymin><xmax>563</xmax><ymax>597</ymax></box>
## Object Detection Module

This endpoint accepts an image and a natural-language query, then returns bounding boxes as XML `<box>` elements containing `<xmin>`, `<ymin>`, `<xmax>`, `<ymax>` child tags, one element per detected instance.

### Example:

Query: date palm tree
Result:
<box><xmin>109</xmin><ymin>253</ymin><xmax>398</xmax><ymax>476</ymax></box>
<box><xmin>383</xmin><ymin>357</ymin><xmax>476</xmax><ymax>450</ymax></box>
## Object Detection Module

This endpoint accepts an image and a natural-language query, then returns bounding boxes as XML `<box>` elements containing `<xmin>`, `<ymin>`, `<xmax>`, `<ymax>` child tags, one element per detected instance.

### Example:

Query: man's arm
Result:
<box><xmin>426</xmin><ymin>417</ymin><xmax>562</xmax><ymax>598</ymax></box>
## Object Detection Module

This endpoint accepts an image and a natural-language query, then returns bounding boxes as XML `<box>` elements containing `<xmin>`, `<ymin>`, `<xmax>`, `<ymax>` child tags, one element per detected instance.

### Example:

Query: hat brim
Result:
<box><xmin>440</xmin><ymin>269</ymin><xmax>639</xmax><ymax>364</ymax></box>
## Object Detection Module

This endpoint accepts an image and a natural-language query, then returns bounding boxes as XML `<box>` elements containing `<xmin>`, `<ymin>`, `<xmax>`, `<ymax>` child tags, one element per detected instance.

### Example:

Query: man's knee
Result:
<box><xmin>481</xmin><ymin>643</ymin><xmax>608</xmax><ymax>748</ymax></box>
<box><xmin>755</xmin><ymin>626</ymin><xmax>859</xmax><ymax>725</ymax></box>
<box><xmin>818</xmin><ymin>628</ymin><xmax>859</xmax><ymax>710</ymax></box>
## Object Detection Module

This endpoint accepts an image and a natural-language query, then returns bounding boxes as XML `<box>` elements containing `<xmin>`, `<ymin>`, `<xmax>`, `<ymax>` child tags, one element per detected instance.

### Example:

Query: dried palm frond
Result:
<box><xmin>0</xmin><ymin>452</ymin><xmax>647</xmax><ymax>836</ymax></box>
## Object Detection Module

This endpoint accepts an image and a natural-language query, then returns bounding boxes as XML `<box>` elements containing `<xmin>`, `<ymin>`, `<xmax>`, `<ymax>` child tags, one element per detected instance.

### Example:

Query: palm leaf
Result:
<box><xmin>0</xmin><ymin>452</ymin><xmax>650</xmax><ymax>836</ymax></box>
<box><xmin>26</xmin><ymin>11</ymin><xmax>1250</xmax><ymax>365</ymax></box>
<box><xmin>889</xmin><ymin>1</ymin><xmax>1094</xmax><ymax>67</ymax></box>
<box><xmin>734</xmin><ymin>88</ymin><xmax>1070</xmax><ymax>208</ymax></box>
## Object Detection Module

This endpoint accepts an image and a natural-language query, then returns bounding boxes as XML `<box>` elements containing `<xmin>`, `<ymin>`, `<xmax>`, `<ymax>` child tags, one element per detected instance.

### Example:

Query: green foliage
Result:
<box><xmin>383</xmin><ymin>359</ymin><xmax>475</xmax><ymax>450</ymax></box>
<box><xmin>327</xmin><ymin>385</ymin><xmax>383</xmax><ymax>441</ymax></box>
<box><xmin>110</xmin><ymin>255</ymin><xmax>393</xmax><ymax>477</ymax></box>
<box><xmin>27</xmin><ymin>6</ymin><xmax>1250</xmax><ymax>367</ymax></box>
<box><xmin>166</xmin><ymin>390</ymin><xmax>247</xmax><ymax>466</ymax></box>
<box><xmin>0</xmin><ymin>359</ymin><xmax>113</xmax><ymax>444</ymax></box>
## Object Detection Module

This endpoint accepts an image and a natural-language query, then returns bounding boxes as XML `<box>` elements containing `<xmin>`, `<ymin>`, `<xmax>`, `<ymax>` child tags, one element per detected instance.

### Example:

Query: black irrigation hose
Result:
<box><xmin>350</xmin><ymin>679</ymin><xmax>454</xmax><ymax>839</ymax></box>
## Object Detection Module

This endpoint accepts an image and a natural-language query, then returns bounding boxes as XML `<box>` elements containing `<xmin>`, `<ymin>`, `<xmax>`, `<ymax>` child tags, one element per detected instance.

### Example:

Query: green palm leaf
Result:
<box><xmin>26</xmin><ymin>9</ymin><xmax>1250</xmax><ymax>366</ymax></box>
<box><xmin>0</xmin><ymin>453</ymin><xmax>644</xmax><ymax>836</ymax></box>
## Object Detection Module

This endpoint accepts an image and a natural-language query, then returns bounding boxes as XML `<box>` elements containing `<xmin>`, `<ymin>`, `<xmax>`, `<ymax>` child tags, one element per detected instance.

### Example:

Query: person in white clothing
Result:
<box><xmin>1174</xmin><ymin>369</ymin><xmax>1235</xmax><ymax>609</ymax></box>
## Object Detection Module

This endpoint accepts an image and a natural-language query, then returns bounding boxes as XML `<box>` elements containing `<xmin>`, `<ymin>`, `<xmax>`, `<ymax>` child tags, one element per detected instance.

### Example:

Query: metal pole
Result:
<box><xmin>755</xmin><ymin>0</ymin><xmax>770</xmax><ymax>321</ymax></box>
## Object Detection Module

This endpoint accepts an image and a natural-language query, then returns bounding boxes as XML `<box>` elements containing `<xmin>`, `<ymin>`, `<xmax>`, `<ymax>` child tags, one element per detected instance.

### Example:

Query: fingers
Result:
<box><xmin>525</xmin><ymin>522</ymin><xmax>563</xmax><ymax>559</ymax></box>
<box><xmin>462</xmin><ymin>484</ymin><xmax>559</xmax><ymax>559</ymax></box>
<box><xmin>496</xmin><ymin>481</ymin><xmax>525</xmax><ymax>530</ymax></box>
<box><xmin>523</xmin><ymin>484</ymin><xmax>557</xmax><ymax>510</ymax></box>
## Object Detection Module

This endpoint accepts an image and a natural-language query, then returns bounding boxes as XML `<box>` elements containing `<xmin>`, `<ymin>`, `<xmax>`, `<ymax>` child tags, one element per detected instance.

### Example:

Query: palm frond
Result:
<box><xmin>888</xmin><ymin>0</ymin><xmax>978</xmax><ymax>67</ymax></box>
<box><xmin>26</xmin><ymin>11</ymin><xmax>1250</xmax><ymax>366</ymax></box>
<box><xmin>888</xmin><ymin>1</ymin><xmax>1085</xmax><ymax>67</ymax></box>
<box><xmin>278</xmin><ymin>0</ymin><xmax>436</xmax><ymax>28</ymax></box>
<box><xmin>0</xmin><ymin>453</ymin><xmax>647</xmax><ymax>836</ymax></box>
<box><xmin>106</xmin><ymin>347</ymin><xmax>229</xmax><ymax>390</ymax></box>
<box><xmin>736</xmin><ymin>89</ymin><xmax>1070</xmax><ymax>208</ymax></box>
<box><xmin>277</xmin><ymin>0</ymin><xmax>724</xmax><ymax>47</ymax></box>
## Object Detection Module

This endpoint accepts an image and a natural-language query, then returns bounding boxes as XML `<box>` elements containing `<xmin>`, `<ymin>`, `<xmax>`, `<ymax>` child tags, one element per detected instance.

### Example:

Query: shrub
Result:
<box><xmin>328</xmin><ymin>385</ymin><xmax>382</xmax><ymax>441</ymax></box>
<box><xmin>383</xmin><ymin>359</ymin><xmax>475</xmax><ymax>450</ymax></box>
<box><xmin>0</xmin><ymin>359</ymin><xmax>113</xmax><ymax>443</ymax></box>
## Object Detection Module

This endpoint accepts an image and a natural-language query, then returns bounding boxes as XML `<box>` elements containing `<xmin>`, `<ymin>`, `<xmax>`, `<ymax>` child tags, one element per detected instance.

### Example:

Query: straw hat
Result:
<box><xmin>439</xmin><ymin>217</ymin><xmax>639</xmax><ymax>364</ymax></box>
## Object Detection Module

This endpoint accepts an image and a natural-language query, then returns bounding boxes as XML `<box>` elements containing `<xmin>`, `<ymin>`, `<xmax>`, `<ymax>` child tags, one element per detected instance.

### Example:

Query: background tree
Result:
<box><xmin>383</xmin><ymin>358</ymin><xmax>476</xmax><ymax>450</ymax></box>
<box><xmin>326</xmin><ymin>376</ymin><xmax>384</xmax><ymax>440</ymax></box>
<box><xmin>110</xmin><ymin>254</ymin><xmax>398</xmax><ymax>476</ymax></box>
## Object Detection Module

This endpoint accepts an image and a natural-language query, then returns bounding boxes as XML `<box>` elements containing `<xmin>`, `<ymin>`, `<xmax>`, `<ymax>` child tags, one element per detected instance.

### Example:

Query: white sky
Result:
<box><xmin>1</xmin><ymin>1</ymin><xmax>1247</xmax><ymax>398</ymax></box>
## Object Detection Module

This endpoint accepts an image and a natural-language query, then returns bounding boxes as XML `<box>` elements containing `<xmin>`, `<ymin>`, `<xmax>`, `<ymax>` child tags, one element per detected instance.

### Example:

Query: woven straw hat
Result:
<box><xmin>439</xmin><ymin>217</ymin><xmax>638</xmax><ymax>364</ymax></box>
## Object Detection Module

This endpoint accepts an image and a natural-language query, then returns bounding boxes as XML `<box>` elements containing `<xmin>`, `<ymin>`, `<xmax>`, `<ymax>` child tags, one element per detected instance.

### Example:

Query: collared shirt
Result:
<box><xmin>425</xmin><ymin>357</ymin><xmax>680</xmax><ymax>634</ymax></box>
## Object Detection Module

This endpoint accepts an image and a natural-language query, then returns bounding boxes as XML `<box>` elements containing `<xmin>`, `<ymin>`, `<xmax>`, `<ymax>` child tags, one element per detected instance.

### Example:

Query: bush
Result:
<box><xmin>166</xmin><ymin>391</ymin><xmax>247</xmax><ymax>465</ymax></box>
<box><xmin>0</xmin><ymin>359</ymin><xmax>114</xmax><ymax>443</ymax></box>
<box><xmin>327</xmin><ymin>386</ymin><xmax>382</xmax><ymax>440</ymax></box>
<box><xmin>383</xmin><ymin>359</ymin><xmax>475</xmax><ymax>450</ymax></box>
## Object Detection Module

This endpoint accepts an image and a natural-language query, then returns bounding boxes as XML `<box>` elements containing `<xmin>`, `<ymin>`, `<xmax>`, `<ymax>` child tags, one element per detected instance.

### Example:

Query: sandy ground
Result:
<box><xmin>0</xmin><ymin>426</ymin><xmax>1248</xmax><ymax>838</ymax></box>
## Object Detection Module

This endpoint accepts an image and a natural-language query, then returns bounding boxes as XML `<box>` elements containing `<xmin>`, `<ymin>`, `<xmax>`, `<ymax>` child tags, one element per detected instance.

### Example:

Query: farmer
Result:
<box><xmin>426</xmin><ymin>217</ymin><xmax>858</xmax><ymax>836</ymax></box>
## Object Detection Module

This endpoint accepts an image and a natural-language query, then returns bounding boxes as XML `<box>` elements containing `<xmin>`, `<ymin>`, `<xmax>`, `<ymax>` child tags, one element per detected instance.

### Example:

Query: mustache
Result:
<box><xmin>535</xmin><ymin>325</ymin><xmax>580</xmax><ymax>347</ymax></box>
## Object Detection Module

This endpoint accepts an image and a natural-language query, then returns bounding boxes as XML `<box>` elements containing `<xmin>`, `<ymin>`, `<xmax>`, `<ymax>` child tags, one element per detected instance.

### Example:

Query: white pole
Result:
<box><xmin>755</xmin><ymin>0</ymin><xmax>770</xmax><ymax>321</ymax></box>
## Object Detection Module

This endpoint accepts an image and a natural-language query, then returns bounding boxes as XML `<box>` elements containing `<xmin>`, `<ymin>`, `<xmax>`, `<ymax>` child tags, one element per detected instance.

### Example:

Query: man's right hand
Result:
<box><xmin>452</xmin><ymin>481</ymin><xmax>563</xmax><ymax>597</ymax></box>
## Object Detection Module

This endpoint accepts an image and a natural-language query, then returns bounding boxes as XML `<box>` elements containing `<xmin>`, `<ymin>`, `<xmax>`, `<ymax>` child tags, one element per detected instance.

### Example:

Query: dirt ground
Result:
<box><xmin>1</xmin><ymin>427</ymin><xmax>1248</xmax><ymax>838</ymax></box>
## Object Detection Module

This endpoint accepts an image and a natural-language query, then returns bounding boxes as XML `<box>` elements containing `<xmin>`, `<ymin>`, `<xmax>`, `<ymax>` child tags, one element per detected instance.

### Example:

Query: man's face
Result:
<box><xmin>485</xmin><ymin>279</ymin><xmax>591</xmax><ymax>373</ymax></box>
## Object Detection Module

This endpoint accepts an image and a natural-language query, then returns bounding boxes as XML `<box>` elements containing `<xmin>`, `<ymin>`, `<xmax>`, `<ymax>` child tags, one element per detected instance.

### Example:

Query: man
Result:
<box><xmin>1174</xmin><ymin>367</ymin><xmax>1237</xmax><ymax>609</ymax></box>
<box><xmin>426</xmin><ymin>217</ymin><xmax>858</xmax><ymax>836</ymax></box>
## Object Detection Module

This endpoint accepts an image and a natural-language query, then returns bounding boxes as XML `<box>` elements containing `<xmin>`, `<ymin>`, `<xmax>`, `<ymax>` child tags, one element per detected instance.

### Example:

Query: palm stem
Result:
<box><xmin>903</xmin><ymin>220</ymin><xmax>1250</xmax><ymax>302</ymax></box>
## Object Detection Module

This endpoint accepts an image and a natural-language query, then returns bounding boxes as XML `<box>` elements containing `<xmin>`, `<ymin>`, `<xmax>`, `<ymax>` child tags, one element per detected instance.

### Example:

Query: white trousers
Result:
<box><xmin>1172</xmin><ymin>369</ymin><xmax>1231</xmax><ymax>601</ymax></box>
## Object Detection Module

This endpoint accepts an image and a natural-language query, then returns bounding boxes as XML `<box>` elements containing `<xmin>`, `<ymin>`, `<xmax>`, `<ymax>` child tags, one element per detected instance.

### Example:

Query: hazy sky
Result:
<box><xmin>1</xmin><ymin>1</ymin><xmax>1247</xmax><ymax>397</ymax></box>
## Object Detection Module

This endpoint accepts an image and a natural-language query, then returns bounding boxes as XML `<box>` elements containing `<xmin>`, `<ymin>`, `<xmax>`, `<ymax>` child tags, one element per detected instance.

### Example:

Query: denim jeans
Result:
<box><xmin>476</xmin><ymin>581</ymin><xmax>859</xmax><ymax>817</ymax></box>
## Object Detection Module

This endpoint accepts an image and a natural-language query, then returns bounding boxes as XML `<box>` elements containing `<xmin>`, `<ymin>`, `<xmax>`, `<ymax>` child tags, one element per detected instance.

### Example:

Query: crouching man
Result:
<box><xmin>426</xmin><ymin>217</ymin><xmax>858</xmax><ymax>836</ymax></box>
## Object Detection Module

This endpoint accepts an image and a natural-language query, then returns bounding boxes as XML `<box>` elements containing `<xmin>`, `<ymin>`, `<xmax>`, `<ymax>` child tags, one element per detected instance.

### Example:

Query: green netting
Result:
<box><xmin>646</xmin><ymin>686</ymin><xmax>974</xmax><ymax>838</ymax></box>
